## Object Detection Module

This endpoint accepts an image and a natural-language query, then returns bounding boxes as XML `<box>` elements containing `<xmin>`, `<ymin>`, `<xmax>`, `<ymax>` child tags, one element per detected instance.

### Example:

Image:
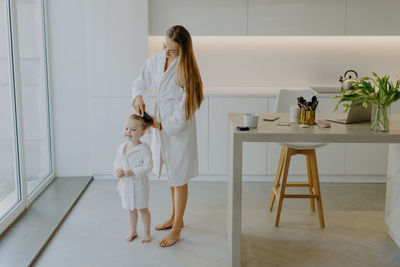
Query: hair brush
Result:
<box><xmin>143</xmin><ymin>111</ymin><xmax>154</xmax><ymax>123</ymax></box>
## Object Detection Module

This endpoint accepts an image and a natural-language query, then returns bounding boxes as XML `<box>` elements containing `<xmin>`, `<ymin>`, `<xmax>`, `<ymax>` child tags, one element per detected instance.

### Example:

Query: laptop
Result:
<box><xmin>326</xmin><ymin>100</ymin><xmax>372</xmax><ymax>124</ymax></box>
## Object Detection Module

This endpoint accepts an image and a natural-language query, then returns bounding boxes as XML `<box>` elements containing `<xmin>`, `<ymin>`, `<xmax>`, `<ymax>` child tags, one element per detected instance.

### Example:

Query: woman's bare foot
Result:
<box><xmin>141</xmin><ymin>233</ymin><xmax>152</xmax><ymax>243</ymax></box>
<box><xmin>125</xmin><ymin>232</ymin><xmax>137</xmax><ymax>242</ymax></box>
<box><xmin>155</xmin><ymin>219</ymin><xmax>184</xmax><ymax>230</ymax></box>
<box><xmin>159</xmin><ymin>229</ymin><xmax>180</xmax><ymax>247</ymax></box>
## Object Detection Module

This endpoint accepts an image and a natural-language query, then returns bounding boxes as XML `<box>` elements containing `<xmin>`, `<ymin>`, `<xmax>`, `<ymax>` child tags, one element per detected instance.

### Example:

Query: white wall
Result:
<box><xmin>47</xmin><ymin>0</ymin><xmax>148</xmax><ymax>176</ymax></box>
<box><xmin>47</xmin><ymin>0</ymin><xmax>90</xmax><ymax>176</ymax></box>
<box><xmin>149</xmin><ymin>36</ymin><xmax>400</xmax><ymax>89</ymax></box>
<box><xmin>47</xmin><ymin>0</ymin><xmax>400</xmax><ymax>178</ymax></box>
<box><xmin>87</xmin><ymin>0</ymin><xmax>148</xmax><ymax>176</ymax></box>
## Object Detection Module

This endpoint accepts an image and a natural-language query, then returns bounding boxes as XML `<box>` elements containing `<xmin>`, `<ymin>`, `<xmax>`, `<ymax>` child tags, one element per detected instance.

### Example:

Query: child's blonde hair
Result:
<box><xmin>129</xmin><ymin>114</ymin><xmax>153</xmax><ymax>134</ymax></box>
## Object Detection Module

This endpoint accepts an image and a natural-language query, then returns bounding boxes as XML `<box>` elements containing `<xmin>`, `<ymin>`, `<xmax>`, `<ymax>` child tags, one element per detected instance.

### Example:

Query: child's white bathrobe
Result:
<box><xmin>131</xmin><ymin>51</ymin><xmax>199</xmax><ymax>187</ymax></box>
<box><xmin>113</xmin><ymin>142</ymin><xmax>153</xmax><ymax>210</ymax></box>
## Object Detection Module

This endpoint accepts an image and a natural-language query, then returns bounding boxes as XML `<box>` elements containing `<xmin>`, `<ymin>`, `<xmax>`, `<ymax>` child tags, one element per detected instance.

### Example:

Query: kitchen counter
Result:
<box><xmin>203</xmin><ymin>87</ymin><xmax>340</xmax><ymax>97</ymax></box>
<box><xmin>227</xmin><ymin>112</ymin><xmax>400</xmax><ymax>267</ymax></box>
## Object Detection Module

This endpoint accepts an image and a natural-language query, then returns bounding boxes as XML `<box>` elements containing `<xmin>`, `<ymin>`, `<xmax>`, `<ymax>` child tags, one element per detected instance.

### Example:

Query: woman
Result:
<box><xmin>131</xmin><ymin>25</ymin><xmax>203</xmax><ymax>247</ymax></box>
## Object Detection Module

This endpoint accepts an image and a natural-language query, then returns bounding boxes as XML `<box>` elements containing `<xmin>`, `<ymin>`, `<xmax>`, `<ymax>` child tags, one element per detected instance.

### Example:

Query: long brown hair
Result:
<box><xmin>166</xmin><ymin>25</ymin><xmax>203</xmax><ymax>121</ymax></box>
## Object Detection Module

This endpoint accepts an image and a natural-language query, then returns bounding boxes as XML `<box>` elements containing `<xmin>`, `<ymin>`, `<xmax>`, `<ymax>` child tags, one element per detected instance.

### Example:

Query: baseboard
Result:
<box><xmin>93</xmin><ymin>174</ymin><xmax>386</xmax><ymax>183</ymax></box>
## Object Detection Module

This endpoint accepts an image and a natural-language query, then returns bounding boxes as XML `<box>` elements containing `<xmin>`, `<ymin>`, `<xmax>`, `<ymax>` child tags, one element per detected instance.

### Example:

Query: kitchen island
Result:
<box><xmin>227</xmin><ymin>112</ymin><xmax>400</xmax><ymax>267</ymax></box>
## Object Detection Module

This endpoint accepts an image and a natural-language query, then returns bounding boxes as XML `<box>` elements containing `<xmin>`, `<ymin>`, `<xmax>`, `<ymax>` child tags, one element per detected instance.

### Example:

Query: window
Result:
<box><xmin>0</xmin><ymin>0</ymin><xmax>53</xmax><ymax>234</ymax></box>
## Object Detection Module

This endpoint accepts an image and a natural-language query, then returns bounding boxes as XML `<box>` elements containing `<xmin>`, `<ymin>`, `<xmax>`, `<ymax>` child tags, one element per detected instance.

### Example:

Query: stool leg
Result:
<box><xmin>311</xmin><ymin>150</ymin><xmax>325</xmax><ymax>227</ymax></box>
<box><xmin>306</xmin><ymin>153</ymin><xmax>315</xmax><ymax>212</ymax></box>
<box><xmin>269</xmin><ymin>146</ymin><xmax>286</xmax><ymax>211</ymax></box>
<box><xmin>275</xmin><ymin>148</ymin><xmax>291</xmax><ymax>227</ymax></box>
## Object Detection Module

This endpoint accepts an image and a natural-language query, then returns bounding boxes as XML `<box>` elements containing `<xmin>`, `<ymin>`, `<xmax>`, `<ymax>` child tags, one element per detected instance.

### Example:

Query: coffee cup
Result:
<box><xmin>290</xmin><ymin>105</ymin><xmax>298</xmax><ymax>123</ymax></box>
<box><xmin>243</xmin><ymin>113</ymin><xmax>259</xmax><ymax>128</ymax></box>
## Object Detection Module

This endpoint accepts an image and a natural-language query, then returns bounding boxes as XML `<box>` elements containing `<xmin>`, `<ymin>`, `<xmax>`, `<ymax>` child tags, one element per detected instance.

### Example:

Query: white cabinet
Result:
<box><xmin>346</xmin><ymin>0</ymin><xmax>400</xmax><ymax>35</ymax></box>
<box><xmin>149</xmin><ymin>0</ymin><xmax>399</xmax><ymax>36</ymax></box>
<box><xmin>345</xmin><ymin>143</ymin><xmax>388</xmax><ymax>175</ymax></box>
<box><xmin>87</xmin><ymin>0</ymin><xmax>148</xmax><ymax>98</ymax></box>
<box><xmin>196</xmin><ymin>97</ymin><xmax>209</xmax><ymax>174</ymax></box>
<box><xmin>205</xmin><ymin>94</ymin><xmax>388</xmax><ymax>178</ymax></box>
<box><xmin>248</xmin><ymin>0</ymin><xmax>346</xmax><ymax>36</ymax></box>
<box><xmin>391</xmin><ymin>101</ymin><xmax>400</xmax><ymax>114</ymax></box>
<box><xmin>209</xmin><ymin>97</ymin><xmax>268</xmax><ymax>175</ymax></box>
<box><xmin>149</xmin><ymin>0</ymin><xmax>247</xmax><ymax>35</ymax></box>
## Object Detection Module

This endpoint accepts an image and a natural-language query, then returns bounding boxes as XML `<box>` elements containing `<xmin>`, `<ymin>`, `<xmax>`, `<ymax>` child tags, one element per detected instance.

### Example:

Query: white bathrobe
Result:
<box><xmin>113</xmin><ymin>142</ymin><xmax>153</xmax><ymax>210</ymax></box>
<box><xmin>131</xmin><ymin>51</ymin><xmax>199</xmax><ymax>186</ymax></box>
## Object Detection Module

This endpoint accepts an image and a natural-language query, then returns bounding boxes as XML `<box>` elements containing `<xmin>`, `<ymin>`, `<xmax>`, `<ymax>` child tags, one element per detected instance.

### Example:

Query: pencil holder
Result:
<box><xmin>298</xmin><ymin>110</ymin><xmax>315</xmax><ymax>125</ymax></box>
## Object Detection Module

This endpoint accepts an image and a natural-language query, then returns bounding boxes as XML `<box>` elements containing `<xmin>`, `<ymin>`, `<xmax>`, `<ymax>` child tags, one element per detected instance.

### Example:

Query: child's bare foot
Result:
<box><xmin>125</xmin><ymin>232</ymin><xmax>138</xmax><ymax>242</ymax></box>
<box><xmin>141</xmin><ymin>233</ymin><xmax>152</xmax><ymax>243</ymax></box>
<box><xmin>159</xmin><ymin>229</ymin><xmax>180</xmax><ymax>247</ymax></box>
<box><xmin>155</xmin><ymin>219</ymin><xmax>184</xmax><ymax>230</ymax></box>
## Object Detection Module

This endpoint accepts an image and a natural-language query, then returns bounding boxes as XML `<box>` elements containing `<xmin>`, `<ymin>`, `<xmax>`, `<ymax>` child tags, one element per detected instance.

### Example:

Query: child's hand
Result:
<box><xmin>116</xmin><ymin>169</ymin><xmax>125</xmax><ymax>178</ymax></box>
<box><xmin>125</xmin><ymin>169</ymin><xmax>134</xmax><ymax>177</ymax></box>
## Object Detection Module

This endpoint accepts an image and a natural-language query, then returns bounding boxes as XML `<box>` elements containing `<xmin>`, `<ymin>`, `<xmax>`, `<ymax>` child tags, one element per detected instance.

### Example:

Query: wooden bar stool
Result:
<box><xmin>269</xmin><ymin>146</ymin><xmax>325</xmax><ymax>227</ymax></box>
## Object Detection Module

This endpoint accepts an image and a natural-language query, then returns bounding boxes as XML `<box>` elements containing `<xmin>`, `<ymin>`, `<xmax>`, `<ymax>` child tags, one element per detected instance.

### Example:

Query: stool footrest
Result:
<box><xmin>285</xmin><ymin>183</ymin><xmax>311</xmax><ymax>187</ymax></box>
<box><xmin>283</xmin><ymin>194</ymin><xmax>318</xmax><ymax>198</ymax></box>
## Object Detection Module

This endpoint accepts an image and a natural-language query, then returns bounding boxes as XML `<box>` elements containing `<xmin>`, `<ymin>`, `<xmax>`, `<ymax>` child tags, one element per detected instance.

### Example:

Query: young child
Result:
<box><xmin>113</xmin><ymin>114</ymin><xmax>153</xmax><ymax>242</ymax></box>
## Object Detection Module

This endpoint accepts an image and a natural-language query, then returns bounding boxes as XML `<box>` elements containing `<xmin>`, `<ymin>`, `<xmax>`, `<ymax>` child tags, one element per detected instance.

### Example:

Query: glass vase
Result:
<box><xmin>371</xmin><ymin>103</ymin><xmax>390</xmax><ymax>132</ymax></box>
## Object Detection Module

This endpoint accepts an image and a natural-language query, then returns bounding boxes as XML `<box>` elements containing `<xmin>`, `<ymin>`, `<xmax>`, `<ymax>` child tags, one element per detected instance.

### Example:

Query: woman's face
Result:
<box><xmin>163</xmin><ymin>37</ymin><xmax>180</xmax><ymax>59</ymax></box>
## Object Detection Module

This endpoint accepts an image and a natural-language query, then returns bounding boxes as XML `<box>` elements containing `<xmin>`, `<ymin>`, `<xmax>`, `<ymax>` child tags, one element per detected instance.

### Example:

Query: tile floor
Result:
<box><xmin>34</xmin><ymin>181</ymin><xmax>400</xmax><ymax>267</ymax></box>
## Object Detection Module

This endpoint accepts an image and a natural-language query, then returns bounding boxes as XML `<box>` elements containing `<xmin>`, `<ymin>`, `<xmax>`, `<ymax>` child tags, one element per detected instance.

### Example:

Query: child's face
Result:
<box><xmin>124</xmin><ymin>119</ymin><xmax>144</xmax><ymax>142</ymax></box>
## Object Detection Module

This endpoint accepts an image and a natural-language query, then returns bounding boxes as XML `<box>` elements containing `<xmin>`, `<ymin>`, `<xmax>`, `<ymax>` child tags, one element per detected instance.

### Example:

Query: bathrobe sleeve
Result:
<box><xmin>161</xmin><ymin>91</ymin><xmax>187</xmax><ymax>136</ymax></box>
<box><xmin>113</xmin><ymin>145</ymin><xmax>123</xmax><ymax>178</ymax></box>
<box><xmin>132</xmin><ymin>146</ymin><xmax>153</xmax><ymax>177</ymax></box>
<box><xmin>131</xmin><ymin>56</ymin><xmax>153</xmax><ymax>105</ymax></box>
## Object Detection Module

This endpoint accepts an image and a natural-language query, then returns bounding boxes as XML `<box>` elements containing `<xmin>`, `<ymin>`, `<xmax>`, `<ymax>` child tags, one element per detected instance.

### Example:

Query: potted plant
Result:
<box><xmin>333</xmin><ymin>72</ymin><xmax>400</xmax><ymax>132</ymax></box>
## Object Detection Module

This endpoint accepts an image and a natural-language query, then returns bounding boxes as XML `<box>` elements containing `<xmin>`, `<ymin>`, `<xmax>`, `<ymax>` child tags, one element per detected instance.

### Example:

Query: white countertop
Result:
<box><xmin>203</xmin><ymin>86</ymin><xmax>340</xmax><ymax>97</ymax></box>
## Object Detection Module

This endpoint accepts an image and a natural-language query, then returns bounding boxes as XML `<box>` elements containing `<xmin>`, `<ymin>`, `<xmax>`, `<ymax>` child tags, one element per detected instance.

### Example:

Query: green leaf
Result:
<box><xmin>336</xmin><ymin>73</ymin><xmax>400</xmax><ymax>108</ymax></box>
<box><xmin>345</xmin><ymin>90</ymin><xmax>354</xmax><ymax>95</ymax></box>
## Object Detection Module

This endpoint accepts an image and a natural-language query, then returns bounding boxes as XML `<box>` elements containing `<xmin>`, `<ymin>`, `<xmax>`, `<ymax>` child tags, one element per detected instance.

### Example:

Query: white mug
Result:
<box><xmin>243</xmin><ymin>113</ymin><xmax>259</xmax><ymax>128</ymax></box>
<box><xmin>290</xmin><ymin>105</ymin><xmax>298</xmax><ymax>123</ymax></box>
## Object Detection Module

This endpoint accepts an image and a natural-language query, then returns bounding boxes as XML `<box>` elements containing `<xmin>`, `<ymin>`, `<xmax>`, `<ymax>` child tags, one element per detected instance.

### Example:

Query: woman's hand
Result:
<box><xmin>116</xmin><ymin>169</ymin><xmax>125</xmax><ymax>178</ymax></box>
<box><xmin>133</xmin><ymin>95</ymin><xmax>146</xmax><ymax>116</ymax></box>
<box><xmin>125</xmin><ymin>169</ymin><xmax>134</xmax><ymax>177</ymax></box>
<box><xmin>151</xmin><ymin>116</ymin><xmax>162</xmax><ymax>131</ymax></box>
